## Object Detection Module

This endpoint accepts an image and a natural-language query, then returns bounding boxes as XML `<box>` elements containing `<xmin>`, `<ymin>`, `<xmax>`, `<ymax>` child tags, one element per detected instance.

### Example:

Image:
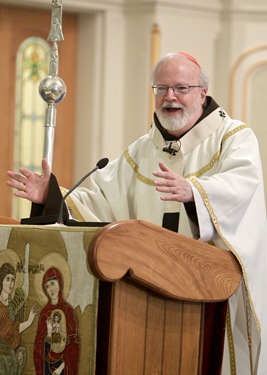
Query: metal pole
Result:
<box><xmin>39</xmin><ymin>0</ymin><xmax>66</xmax><ymax>170</ymax></box>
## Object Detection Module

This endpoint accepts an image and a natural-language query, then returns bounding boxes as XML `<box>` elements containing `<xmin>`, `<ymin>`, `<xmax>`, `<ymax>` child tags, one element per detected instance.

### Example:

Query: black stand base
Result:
<box><xmin>20</xmin><ymin>215</ymin><xmax>109</xmax><ymax>227</ymax></box>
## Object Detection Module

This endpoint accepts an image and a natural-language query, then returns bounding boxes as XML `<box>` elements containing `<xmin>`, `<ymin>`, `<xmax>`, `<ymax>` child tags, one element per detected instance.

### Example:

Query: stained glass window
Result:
<box><xmin>13</xmin><ymin>37</ymin><xmax>50</xmax><ymax>218</ymax></box>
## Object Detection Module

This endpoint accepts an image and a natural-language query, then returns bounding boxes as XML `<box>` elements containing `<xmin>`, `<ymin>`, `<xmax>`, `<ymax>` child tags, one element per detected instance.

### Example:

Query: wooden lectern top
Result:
<box><xmin>88</xmin><ymin>219</ymin><xmax>242</xmax><ymax>303</ymax></box>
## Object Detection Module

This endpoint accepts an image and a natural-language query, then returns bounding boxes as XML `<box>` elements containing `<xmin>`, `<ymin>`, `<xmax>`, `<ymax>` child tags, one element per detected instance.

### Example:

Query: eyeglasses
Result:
<box><xmin>152</xmin><ymin>84</ymin><xmax>203</xmax><ymax>96</ymax></box>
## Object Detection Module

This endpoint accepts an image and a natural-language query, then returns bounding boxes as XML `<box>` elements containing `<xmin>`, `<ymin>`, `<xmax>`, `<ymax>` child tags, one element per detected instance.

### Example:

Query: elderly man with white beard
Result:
<box><xmin>7</xmin><ymin>52</ymin><xmax>267</xmax><ymax>375</ymax></box>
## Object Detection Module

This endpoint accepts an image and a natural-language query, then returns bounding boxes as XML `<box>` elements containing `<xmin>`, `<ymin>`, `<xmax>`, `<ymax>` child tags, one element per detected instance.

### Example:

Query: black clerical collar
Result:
<box><xmin>154</xmin><ymin>96</ymin><xmax>219</xmax><ymax>141</ymax></box>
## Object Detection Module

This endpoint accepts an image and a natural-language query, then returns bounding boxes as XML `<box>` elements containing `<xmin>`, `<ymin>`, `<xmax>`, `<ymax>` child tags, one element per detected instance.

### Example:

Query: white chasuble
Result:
<box><xmin>64</xmin><ymin>105</ymin><xmax>267</xmax><ymax>375</ymax></box>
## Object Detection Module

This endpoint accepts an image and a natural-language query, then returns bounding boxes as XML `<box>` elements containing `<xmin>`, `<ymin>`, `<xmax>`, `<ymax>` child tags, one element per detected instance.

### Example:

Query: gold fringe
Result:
<box><xmin>226</xmin><ymin>305</ymin><xmax>237</xmax><ymax>375</ymax></box>
<box><xmin>124</xmin><ymin>148</ymin><xmax>155</xmax><ymax>186</ymax></box>
<box><xmin>185</xmin><ymin>125</ymin><xmax>248</xmax><ymax>179</ymax></box>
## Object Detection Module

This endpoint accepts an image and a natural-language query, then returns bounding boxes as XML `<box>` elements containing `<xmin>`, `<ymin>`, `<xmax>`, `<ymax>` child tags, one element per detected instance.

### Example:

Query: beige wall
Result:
<box><xmin>214</xmin><ymin>1</ymin><xmax>267</xmax><ymax>199</ymax></box>
<box><xmin>1</xmin><ymin>0</ymin><xmax>267</xmax><ymax>198</ymax></box>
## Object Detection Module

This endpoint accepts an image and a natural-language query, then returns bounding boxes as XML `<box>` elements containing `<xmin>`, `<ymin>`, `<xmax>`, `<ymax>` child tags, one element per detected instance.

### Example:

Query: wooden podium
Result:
<box><xmin>88</xmin><ymin>220</ymin><xmax>242</xmax><ymax>375</ymax></box>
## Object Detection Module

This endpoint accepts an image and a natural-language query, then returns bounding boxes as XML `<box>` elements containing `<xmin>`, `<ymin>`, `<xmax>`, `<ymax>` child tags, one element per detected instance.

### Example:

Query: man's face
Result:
<box><xmin>154</xmin><ymin>57</ymin><xmax>206</xmax><ymax>137</ymax></box>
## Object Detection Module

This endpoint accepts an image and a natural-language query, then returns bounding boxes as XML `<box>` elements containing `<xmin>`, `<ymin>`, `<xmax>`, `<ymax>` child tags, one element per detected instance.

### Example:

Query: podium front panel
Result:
<box><xmin>97</xmin><ymin>278</ymin><xmax>204</xmax><ymax>375</ymax></box>
<box><xmin>0</xmin><ymin>224</ymin><xmax>100</xmax><ymax>375</ymax></box>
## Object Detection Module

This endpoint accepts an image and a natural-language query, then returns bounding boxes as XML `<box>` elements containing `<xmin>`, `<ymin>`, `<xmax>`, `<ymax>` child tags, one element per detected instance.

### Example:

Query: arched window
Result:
<box><xmin>13</xmin><ymin>37</ymin><xmax>50</xmax><ymax>218</ymax></box>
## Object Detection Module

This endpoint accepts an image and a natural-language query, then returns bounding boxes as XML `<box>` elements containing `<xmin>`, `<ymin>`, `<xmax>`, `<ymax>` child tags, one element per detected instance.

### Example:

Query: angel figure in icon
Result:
<box><xmin>0</xmin><ymin>262</ymin><xmax>38</xmax><ymax>374</ymax></box>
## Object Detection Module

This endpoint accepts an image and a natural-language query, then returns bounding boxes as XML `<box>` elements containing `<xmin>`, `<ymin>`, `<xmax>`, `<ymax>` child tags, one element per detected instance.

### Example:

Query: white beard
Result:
<box><xmin>156</xmin><ymin>98</ymin><xmax>201</xmax><ymax>131</ymax></box>
<box><xmin>157</xmin><ymin>108</ymin><xmax>189</xmax><ymax>131</ymax></box>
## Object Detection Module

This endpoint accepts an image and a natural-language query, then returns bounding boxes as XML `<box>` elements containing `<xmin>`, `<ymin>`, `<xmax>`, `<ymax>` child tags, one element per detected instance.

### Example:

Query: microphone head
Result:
<box><xmin>96</xmin><ymin>157</ymin><xmax>109</xmax><ymax>169</ymax></box>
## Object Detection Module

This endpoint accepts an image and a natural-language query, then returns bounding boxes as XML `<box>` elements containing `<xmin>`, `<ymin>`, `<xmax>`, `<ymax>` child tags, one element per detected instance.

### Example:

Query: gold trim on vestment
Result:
<box><xmin>185</xmin><ymin>125</ymin><xmax>248</xmax><ymax>179</ymax></box>
<box><xmin>185</xmin><ymin>124</ymin><xmax>258</xmax><ymax>375</ymax></box>
<box><xmin>186</xmin><ymin>150</ymin><xmax>221</xmax><ymax>179</ymax></box>
<box><xmin>226</xmin><ymin>305</ymin><xmax>237</xmax><ymax>375</ymax></box>
<box><xmin>67</xmin><ymin>196</ymin><xmax>85</xmax><ymax>221</ymax></box>
<box><xmin>60</xmin><ymin>187</ymin><xmax>86</xmax><ymax>222</ymax></box>
<box><xmin>221</xmin><ymin>124</ymin><xmax>248</xmax><ymax>142</ymax></box>
<box><xmin>124</xmin><ymin>148</ymin><xmax>155</xmax><ymax>186</ymax></box>
<box><xmin>188</xmin><ymin>177</ymin><xmax>260</xmax><ymax>332</ymax></box>
<box><xmin>246</xmin><ymin>291</ymin><xmax>255</xmax><ymax>375</ymax></box>
<box><xmin>185</xmin><ymin>124</ymin><xmax>259</xmax><ymax>327</ymax></box>
<box><xmin>188</xmin><ymin>178</ymin><xmax>259</xmax><ymax>374</ymax></box>
<box><xmin>124</xmin><ymin>126</ymin><xmax>248</xmax><ymax>182</ymax></box>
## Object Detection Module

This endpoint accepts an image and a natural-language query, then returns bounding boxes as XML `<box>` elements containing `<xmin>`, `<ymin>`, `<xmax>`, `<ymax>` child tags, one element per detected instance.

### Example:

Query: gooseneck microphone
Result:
<box><xmin>57</xmin><ymin>157</ymin><xmax>109</xmax><ymax>224</ymax></box>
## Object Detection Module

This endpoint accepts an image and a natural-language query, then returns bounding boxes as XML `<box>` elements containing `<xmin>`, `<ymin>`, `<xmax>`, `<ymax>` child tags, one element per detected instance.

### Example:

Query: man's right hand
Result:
<box><xmin>6</xmin><ymin>158</ymin><xmax>51</xmax><ymax>204</ymax></box>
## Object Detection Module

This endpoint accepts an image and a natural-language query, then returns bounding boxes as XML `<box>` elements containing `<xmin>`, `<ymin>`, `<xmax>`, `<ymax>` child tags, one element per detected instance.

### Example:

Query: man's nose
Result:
<box><xmin>165</xmin><ymin>87</ymin><xmax>178</xmax><ymax>99</ymax></box>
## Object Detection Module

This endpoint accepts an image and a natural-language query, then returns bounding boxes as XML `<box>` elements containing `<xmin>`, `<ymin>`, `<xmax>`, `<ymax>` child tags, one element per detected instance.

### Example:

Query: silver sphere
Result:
<box><xmin>39</xmin><ymin>76</ymin><xmax>66</xmax><ymax>104</ymax></box>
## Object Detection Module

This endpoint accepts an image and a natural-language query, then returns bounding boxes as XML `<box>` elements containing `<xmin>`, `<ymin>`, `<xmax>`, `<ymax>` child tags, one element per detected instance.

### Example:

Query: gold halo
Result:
<box><xmin>0</xmin><ymin>249</ymin><xmax>24</xmax><ymax>297</ymax></box>
<box><xmin>34</xmin><ymin>253</ymin><xmax>71</xmax><ymax>306</ymax></box>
